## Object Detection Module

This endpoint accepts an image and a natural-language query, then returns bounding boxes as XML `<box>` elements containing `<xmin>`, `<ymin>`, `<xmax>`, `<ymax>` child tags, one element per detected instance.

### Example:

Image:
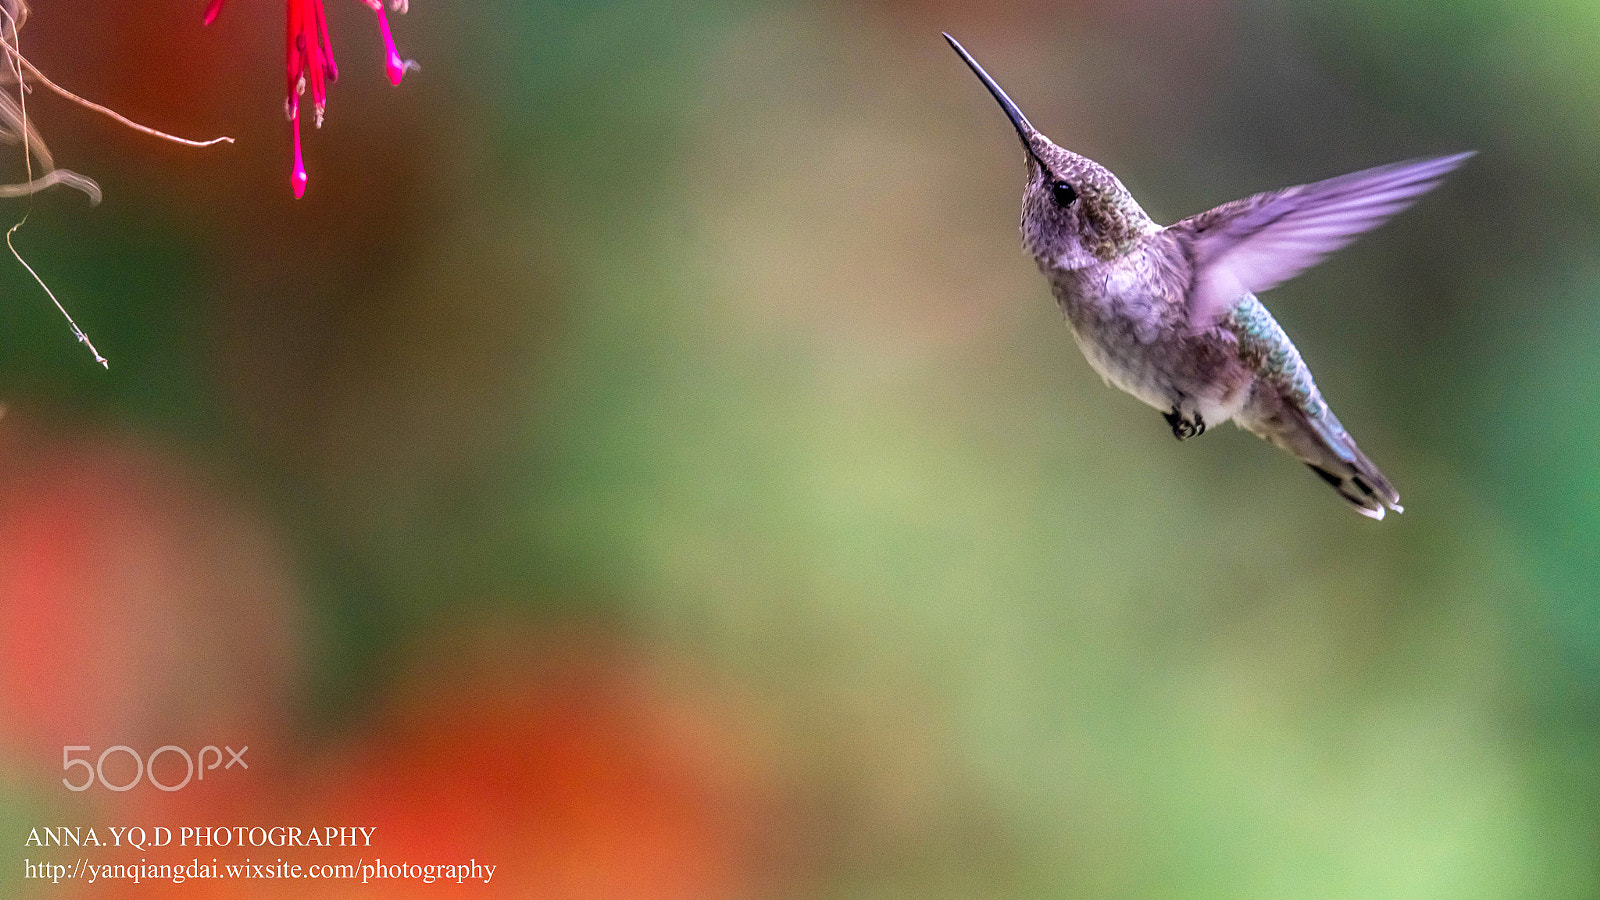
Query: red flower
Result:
<box><xmin>204</xmin><ymin>0</ymin><xmax>416</xmax><ymax>197</ymax></box>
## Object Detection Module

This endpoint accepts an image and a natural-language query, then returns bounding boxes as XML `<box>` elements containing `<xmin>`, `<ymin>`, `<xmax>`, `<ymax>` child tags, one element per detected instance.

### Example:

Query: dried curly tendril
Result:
<box><xmin>0</xmin><ymin>0</ymin><xmax>99</xmax><ymax>204</ymax></box>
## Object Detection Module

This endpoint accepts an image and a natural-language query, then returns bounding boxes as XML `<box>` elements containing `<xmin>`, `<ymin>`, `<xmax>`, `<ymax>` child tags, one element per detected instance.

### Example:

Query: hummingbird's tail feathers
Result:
<box><xmin>1238</xmin><ymin>388</ymin><xmax>1402</xmax><ymax>520</ymax></box>
<box><xmin>1306</xmin><ymin>464</ymin><xmax>1384</xmax><ymax>519</ymax></box>
<box><xmin>1295</xmin><ymin>406</ymin><xmax>1401</xmax><ymax>519</ymax></box>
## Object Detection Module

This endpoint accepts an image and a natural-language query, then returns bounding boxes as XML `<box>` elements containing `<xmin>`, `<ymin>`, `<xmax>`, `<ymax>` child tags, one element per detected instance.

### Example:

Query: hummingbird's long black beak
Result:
<box><xmin>944</xmin><ymin>33</ymin><xmax>1043</xmax><ymax>163</ymax></box>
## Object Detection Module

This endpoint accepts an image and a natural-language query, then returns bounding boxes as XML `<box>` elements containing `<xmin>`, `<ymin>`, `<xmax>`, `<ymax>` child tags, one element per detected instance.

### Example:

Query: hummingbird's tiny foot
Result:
<box><xmin>1164</xmin><ymin>407</ymin><xmax>1205</xmax><ymax>441</ymax></box>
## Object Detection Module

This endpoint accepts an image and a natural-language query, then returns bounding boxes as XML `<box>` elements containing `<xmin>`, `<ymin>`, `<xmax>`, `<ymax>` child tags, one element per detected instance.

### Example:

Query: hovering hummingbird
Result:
<box><xmin>945</xmin><ymin>34</ymin><xmax>1470</xmax><ymax>519</ymax></box>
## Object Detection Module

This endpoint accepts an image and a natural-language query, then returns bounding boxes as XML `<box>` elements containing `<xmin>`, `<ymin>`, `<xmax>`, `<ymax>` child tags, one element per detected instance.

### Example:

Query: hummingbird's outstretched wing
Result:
<box><xmin>1175</xmin><ymin>152</ymin><xmax>1473</xmax><ymax>326</ymax></box>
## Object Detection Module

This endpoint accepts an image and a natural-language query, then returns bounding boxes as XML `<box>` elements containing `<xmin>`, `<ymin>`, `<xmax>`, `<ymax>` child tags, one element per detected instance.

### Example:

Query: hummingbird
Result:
<box><xmin>945</xmin><ymin>34</ymin><xmax>1470</xmax><ymax>519</ymax></box>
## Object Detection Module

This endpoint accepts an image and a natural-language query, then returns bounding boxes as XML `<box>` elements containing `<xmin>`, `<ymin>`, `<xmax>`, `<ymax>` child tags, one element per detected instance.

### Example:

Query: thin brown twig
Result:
<box><xmin>0</xmin><ymin>33</ymin><xmax>233</xmax><ymax>149</ymax></box>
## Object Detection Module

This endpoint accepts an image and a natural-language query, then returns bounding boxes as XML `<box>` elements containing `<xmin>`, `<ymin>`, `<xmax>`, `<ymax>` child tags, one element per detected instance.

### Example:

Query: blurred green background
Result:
<box><xmin>0</xmin><ymin>0</ymin><xmax>1597</xmax><ymax>897</ymax></box>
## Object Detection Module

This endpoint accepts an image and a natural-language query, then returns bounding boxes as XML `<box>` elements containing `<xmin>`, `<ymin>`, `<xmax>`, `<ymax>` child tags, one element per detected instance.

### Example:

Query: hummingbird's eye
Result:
<box><xmin>1051</xmin><ymin>180</ymin><xmax>1078</xmax><ymax>207</ymax></box>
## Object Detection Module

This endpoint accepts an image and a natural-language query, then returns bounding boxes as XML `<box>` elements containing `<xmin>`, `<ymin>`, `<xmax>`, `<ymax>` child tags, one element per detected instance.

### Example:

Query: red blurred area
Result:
<box><xmin>295</xmin><ymin>638</ymin><xmax>783</xmax><ymax>899</ymax></box>
<box><xmin>79</xmin><ymin>634</ymin><xmax>788</xmax><ymax>900</ymax></box>
<box><xmin>0</xmin><ymin>412</ymin><xmax>303</xmax><ymax>759</ymax></box>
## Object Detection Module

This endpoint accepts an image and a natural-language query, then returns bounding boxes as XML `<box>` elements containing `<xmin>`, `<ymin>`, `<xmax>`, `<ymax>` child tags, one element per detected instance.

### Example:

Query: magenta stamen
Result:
<box><xmin>315</xmin><ymin>0</ymin><xmax>339</xmax><ymax>82</ymax></box>
<box><xmin>372</xmin><ymin>3</ymin><xmax>412</xmax><ymax>86</ymax></box>
<box><xmin>291</xmin><ymin>112</ymin><xmax>308</xmax><ymax>199</ymax></box>
<box><xmin>307</xmin><ymin>40</ymin><xmax>327</xmax><ymax>117</ymax></box>
<box><xmin>203</xmin><ymin>0</ymin><xmax>229</xmax><ymax>26</ymax></box>
<box><xmin>286</xmin><ymin>0</ymin><xmax>305</xmax><ymax>105</ymax></box>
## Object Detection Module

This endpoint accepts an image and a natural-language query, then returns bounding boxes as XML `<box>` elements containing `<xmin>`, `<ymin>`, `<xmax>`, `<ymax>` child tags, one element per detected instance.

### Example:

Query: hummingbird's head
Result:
<box><xmin>945</xmin><ymin>34</ymin><xmax>1155</xmax><ymax>269</ymax></box>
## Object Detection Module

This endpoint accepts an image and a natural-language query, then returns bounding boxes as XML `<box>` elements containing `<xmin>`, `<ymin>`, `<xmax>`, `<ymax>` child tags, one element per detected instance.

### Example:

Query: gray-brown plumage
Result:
<box><xmin>947</xmin><ymin>33</ymin><xmax>1470</xmax><ymax>519</ymax></box>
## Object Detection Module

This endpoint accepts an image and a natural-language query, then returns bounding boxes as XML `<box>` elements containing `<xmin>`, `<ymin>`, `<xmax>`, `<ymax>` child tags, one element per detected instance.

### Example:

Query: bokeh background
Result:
<box><xmin>0</xmin><ymin>0</ymin><xmax>1596</xmax><ymax>896</ymax></box>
